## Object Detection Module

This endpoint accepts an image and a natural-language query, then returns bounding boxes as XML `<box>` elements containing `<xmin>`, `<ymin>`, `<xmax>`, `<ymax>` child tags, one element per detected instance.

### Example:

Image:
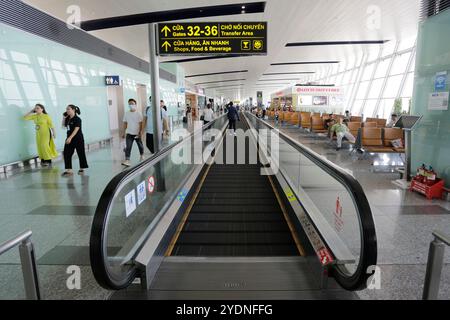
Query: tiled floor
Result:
<box><xmin>0</xmin><ymin>127</ymin><xmax>186</xmax><ymax>300</ymax></box>
<box><xmin>269</xmin><ymin>120</ymin><xmax>450</xmax><ymax>300</ymax></box>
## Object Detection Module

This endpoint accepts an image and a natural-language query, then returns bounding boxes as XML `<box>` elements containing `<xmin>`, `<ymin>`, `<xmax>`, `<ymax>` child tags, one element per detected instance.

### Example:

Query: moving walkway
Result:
<box><xmin>90</xmin><ymin>112</ymin><xmax>377</xmax><ymax>299</ymax></box>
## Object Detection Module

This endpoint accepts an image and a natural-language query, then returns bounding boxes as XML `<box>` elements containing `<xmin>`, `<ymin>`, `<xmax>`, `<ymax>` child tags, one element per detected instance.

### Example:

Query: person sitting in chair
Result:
<box><xmin>330</xmin><ymin>118</ymin><xmax>356</xmax><ymax>151</ymax></box>
<box><xmin>387</xmin><ymin>114</ymin><xmax>399</xmax><ymax>128</ymax></box>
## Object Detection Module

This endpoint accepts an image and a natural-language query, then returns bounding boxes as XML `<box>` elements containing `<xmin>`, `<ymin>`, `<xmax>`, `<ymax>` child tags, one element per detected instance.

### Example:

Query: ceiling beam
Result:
<box><xmin>80</xmin><ymin>2</ymin><xmax>266</xmax><ymax>31</ymax></box>
<box><xmin>271</xmin><ymin>61</ymin><xmax>339</xmax><ymax>66</ymax></box>
<box><xmin>258</xmin><ymin>78</ymin><xmax>299</xmax><ymax>81</ymax></box>
<box><xmin>262</xmin><ymin>72</ymin><xmax>315</xmax><ymax>75</ymax></box>
<box><xmin>286</xmin><ymin>40</ymin><xmax>389</xmax><ymax>47</ymax></box>
<box><xmin>196</xmin><ymin>79</ymin><xmax>247</xmax><ymax>85</ymax></box>
<box><xmin>186</xmin><ymin>70</ymin><xmax>248</xmax><ymax>78</ymax></box>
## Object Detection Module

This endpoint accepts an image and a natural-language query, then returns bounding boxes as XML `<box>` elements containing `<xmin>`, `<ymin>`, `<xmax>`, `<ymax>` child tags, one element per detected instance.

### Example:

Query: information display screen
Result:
<box><xmin>394</xmin><ymin>115</ymin><xmax>423</xmax><ymax>131</ymax></box>
<box><xmin>313</xmin><ymin>96</ymin><xmax>328</xmax><ymax>106</ymax></box>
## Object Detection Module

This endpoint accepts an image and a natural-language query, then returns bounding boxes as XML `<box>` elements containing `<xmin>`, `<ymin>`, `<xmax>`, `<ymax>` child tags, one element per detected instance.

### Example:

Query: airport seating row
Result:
<box><xmin>360</xmin><ymin>127</ymin><xmax>405</xmax><ymax>153</ymax></box>
<box><xmin>267</xmin><ymin>111</ymin><xmax>387</xmax><ymax>131</ymax></box>
<box><xmin>266</xmin><ymin>111</ymin><xmax>404</xmax><ymax>154</ymax></box>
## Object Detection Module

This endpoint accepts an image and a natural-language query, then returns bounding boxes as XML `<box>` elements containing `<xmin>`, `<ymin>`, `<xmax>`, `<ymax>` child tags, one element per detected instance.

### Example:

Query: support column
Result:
<box><xmin>149</xmin><ymin>23</ymin><xmax>166</xmax><ymax>192</ymax></box>
<box><xmin>149</xmin><ymin>23</ymin><xmax>163</xmax><ymax>153</ymax></box>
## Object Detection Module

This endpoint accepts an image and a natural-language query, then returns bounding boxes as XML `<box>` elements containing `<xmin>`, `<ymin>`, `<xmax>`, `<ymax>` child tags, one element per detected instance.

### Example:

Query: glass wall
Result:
<box><xmin>411</xmin><ymin>10</ymin><xmax>450</xmax><ymax>187</ymax></box>
<box><xmin>306</xmin><ymin>39</ymin><xmax>416</xmax><ymax>120</ymax></box>
<box><xmin>0</xmin><ymin>22</ymin><xmax>183</xmax><ymax>166</ymax></box>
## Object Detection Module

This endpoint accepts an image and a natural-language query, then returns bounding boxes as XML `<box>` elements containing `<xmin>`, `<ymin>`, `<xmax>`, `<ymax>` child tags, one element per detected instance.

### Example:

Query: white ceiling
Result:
<box><xmin>24</xmin><ymin>0</ymin><xmax>421</xmax><ymax>101</ymax></box>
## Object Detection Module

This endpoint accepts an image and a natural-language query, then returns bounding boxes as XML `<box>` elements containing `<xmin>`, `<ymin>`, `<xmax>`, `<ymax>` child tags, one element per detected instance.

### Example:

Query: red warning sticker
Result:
<box><xmin>148</xmin><ymin>176</ymin><xmax>155</xmax><ymax>194</ymax></box>
<box><xmin>318</xmin><ymin>248</ymin><xmax>334</xmax><ymax>266</ymax></box>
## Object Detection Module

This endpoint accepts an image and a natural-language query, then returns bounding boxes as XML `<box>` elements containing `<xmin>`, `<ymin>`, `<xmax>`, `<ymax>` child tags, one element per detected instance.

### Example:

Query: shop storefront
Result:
<box><xmin>271</xmin><ymin>86</ymin><xmax>345</xmax><ymax>114</ymax></box>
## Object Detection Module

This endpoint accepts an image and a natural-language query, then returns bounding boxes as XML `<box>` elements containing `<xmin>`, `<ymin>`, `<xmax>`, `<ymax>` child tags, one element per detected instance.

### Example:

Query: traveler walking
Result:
<box><xmin>61</xmin><ymin>105</ymin><xmax>89</xmax><ymax>176</ymax></box>
<box><xmin>122</xmin><ymin>99</ymin><xmax>144</xmax><ymax>167</ymax></box>
<box><xmin>143</xmin><ymin>97</ymin><xmax>163</xmax><ymax>154</ymax></box>
<box><xmin>23</xmin><ymin>103</ymin><xmax>58</xmax><ymax>166</ymax></box>
<box><xmin>227</xmin><ymin>102</ymin><xmax>240</xmax><ymax>135</ymax></box>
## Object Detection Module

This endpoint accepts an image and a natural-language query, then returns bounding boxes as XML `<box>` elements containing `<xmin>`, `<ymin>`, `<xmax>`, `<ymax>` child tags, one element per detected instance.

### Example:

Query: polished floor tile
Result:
<box><xmin>27</xmin><ymin>205</ymin><xmax>96</xmax><ymax>216</ymax></box>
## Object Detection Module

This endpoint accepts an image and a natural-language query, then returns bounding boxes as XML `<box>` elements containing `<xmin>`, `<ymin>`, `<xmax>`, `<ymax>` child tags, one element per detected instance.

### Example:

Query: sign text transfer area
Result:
<box><xmin>157</xmin><ymin>22</ymin><xmax>267</xmax><ymax>56</ymax></box>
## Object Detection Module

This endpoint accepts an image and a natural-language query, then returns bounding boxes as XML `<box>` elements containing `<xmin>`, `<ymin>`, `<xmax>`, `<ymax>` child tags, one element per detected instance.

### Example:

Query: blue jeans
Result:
<box><xmin>124</xmin><ymin>134</ymin><xmax>144</xmax><ymax>160</ymax></box>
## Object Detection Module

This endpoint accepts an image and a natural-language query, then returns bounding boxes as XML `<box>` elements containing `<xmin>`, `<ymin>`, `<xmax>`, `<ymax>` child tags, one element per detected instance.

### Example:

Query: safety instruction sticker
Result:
<box><xmin>158</xmin><ymin>22</ymin><xmax>267</xmax><ymax>56</ymax></box>
<box><xmin>137</xmin><ymin>181</ymin><xmax>146</xmax><ymax>205</ymax></box>
<box><xmin>125</xmin><ymin>190</ymin><xmax>137</xmax><ymax>218</ymax></box>
<box><xmin>177</xmin><ymin>189</ymin><xmax>189</xmax><ymax>203</ymax></box>
<box><xmin>334</xmin><ymin>197</ymin><xmax>344</xmax><ymax>233</ymax></box>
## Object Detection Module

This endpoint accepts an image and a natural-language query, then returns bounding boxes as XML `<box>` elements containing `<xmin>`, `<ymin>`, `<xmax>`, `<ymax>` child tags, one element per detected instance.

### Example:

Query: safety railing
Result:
<box><xmin>0</xmin><ymin>230</ymin><xmax>41</xmax><ymax>300</ymax></box>
<box><xmin>245</xmin><ymin>112</ymin><xmax>378</xmax><ymax>290</ymax></box>
<box><xmin>423</xmin><ymin>230</ymin><xmax>450</xmax><ymax>300</ymax></box>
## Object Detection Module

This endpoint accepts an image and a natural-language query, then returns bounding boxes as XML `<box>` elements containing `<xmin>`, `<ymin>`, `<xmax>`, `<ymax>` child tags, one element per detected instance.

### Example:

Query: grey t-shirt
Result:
<box><xmin>123</xmin><ymin>111</ymin><xmax>143</xmax><ymax>135</ymax></box>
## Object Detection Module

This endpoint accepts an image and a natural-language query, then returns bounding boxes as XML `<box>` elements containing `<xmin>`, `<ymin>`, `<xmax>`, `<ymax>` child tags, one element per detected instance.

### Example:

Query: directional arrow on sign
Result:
<box><xmin>161</xmin><ymin>26</ymin><xmax>171</xmax><ymax>37</ymax></box>
<box><xmin>162</xmin><ymin>41</ymin><xmax>172</xmax><ymax>52</ymax></box>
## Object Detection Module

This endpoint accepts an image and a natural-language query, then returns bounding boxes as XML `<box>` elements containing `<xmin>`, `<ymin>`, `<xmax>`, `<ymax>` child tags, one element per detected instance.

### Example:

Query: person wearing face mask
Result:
<box><xmin>61</xmin><ymin>105</ymin><xmax>88</xmax><ymax>176</ymax></box>
<box><xmin>122</xmin><ymin>99</ymin><xmax>144</xmax><ymax>167</ymax></box>
<box><xmin>23</xmin><ymin>103</ymin><xmax>58</xmax><ymax>167</ymax></box>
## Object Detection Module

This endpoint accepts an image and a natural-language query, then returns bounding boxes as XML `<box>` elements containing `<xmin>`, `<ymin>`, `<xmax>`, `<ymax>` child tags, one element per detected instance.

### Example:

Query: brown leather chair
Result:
<box><xmin>335</xmin><ymin>115</ymin><xmax>345</xmax><ymax>122</ymax></box>
<box><xmin>311</xmin><ymin>116</ymin><xmax>327</xmax><ymax>133</ymax></box>
<box><xmin>384</xmin><ymin>128</ymin><xmax>405</xmax><ymax>152</ymax></box>
<box><xmin>287</xmin><ymin>112</ymin><xmax>294</xmax><ymax>123</ymax></box>
<box><xmin>290</xmin><ymin>112</ymin><xmax>301</xmax><ymax>125</ymax></box>
<box><xmin>347</xmin><ymin>122</ymin><xmax>362</xmax><ymax>137</ymax></box>
<box><xmin>362</xmin><ymin>128</ymin><xmax>382</xmax><ymax>150</ymax></box>
<box><xmin>377</xmin><ymin>119</ymin><xmax>387</xmax><ymax>128</ymax></box>
<box><xmin>363</xmin><ymin>122</ymin><xmax>378</xmax><ymax>128</ymax></box>
<box><xmin>362</xmin><ymin>128</ymin><xmax>392</xmax><ymax>152</ymax></box>
<box><xmin>301</xmin><ymin>112</ymin><xmax>311</xmax><ymax>129</ymax></box>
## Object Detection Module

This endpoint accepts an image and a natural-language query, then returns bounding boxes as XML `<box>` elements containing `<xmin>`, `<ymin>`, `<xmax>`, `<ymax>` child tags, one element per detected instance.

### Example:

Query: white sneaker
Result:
<box><xmin>122</xmin><ymin>160</ymin><xmax>131</xmax><ymax>167</ymax></box>
<box><xmin>140</xmin><ymin>155</ymin><xmax>145</xmax><ymax>162</ymax></box>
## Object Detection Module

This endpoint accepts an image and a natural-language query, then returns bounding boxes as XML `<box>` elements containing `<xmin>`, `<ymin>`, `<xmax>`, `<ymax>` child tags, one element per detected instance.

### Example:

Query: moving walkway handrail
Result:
<box><xmin>247</xmin><ymin>112</ymin><xmax>377</xmax><ymax>290</ymax></box>
<box><xmin>90</xmin><ymin>115</ymin><xmax>226</xmax><ymax>289</ymax></box>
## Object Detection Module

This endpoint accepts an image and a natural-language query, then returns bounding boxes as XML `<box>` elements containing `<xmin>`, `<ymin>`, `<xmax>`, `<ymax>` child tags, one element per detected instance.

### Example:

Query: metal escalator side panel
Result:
<box><xmin>89</xmin><ymin>116</ymin><xmax>228</xmax><ymax>290</ymax></box>
<box><xmin>244</xmin><ymin>112</ymin><xmax>378</xmax><ymax>291</ymax></box>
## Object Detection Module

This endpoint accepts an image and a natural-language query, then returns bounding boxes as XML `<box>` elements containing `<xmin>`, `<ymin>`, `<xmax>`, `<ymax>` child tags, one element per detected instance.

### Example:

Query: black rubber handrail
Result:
<box><xmin>90</xmin><ymin>115</ymin><xmax>227</xmax><ymax>290</ymax></box>
<box><xmin>247</xmin><ymin>112</ymin><xmax>377</xmax><ymax>290</ymax></box>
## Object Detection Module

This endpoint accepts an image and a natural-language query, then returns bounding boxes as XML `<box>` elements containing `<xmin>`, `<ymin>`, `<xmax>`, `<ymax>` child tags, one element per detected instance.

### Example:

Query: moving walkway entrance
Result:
<box><xmin>89</xmin><ymin>113</ymin><xmax>377</xmax><ymax>300</ymax></box>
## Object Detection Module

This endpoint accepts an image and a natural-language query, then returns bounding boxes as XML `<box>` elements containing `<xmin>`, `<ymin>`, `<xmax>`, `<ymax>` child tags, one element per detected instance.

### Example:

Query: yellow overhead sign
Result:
<box><xmin>158</xmin><ymin>22</ymin><xmax>267</xmax><ymax>56</ymax></box>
